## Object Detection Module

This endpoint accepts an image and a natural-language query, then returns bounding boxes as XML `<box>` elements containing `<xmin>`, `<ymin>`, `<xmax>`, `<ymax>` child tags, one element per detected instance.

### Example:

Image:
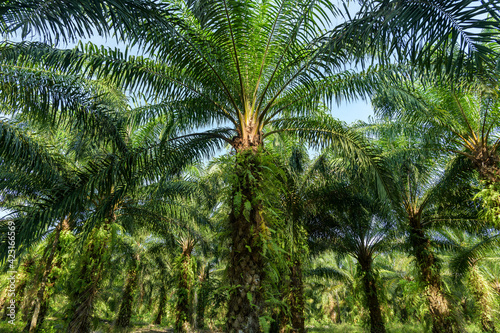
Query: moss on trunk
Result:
<box><xmin>66</xmin><ymin>222</ymin><xmax>111</xmax><ymax>333</ymax></box>
<box><xmin>226</xmin><ymin>149</ymin><xmax>266</xmax><ymax>333</ymax></box>
<box><xmin>409</xmin><ymin>218</ymin><xmax>456</xmax><ymax>333</ymax></box>
<box><xmin>469</xmin><ymin>266</ymin><xmax>496</xmax><ymax>332</ymax></box>
<box><xmin>116</xmin><ymin>254</ymin><xmax>139</xmax><ymax>329</ymax></box>
<box><xmin>175</xmin><ymin>238</ymin><xmax>195</xmax><ymax>333</ymax></box>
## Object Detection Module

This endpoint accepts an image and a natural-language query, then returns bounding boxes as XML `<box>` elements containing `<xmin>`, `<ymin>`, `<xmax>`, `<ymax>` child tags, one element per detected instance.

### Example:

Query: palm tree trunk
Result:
<box><xmin>175</xmin><ymin>239</ymin><xmax>195</xmax><ymax>333</ymax></box>
<box><xmin>226</xmin><ymin>149</ymin><xmax>265</xmax><ymax>333</ymax></box>
<box><xmin>154</xmin><ymin>285</ymin><xmax>167</xmax><ymax>325</ymax></box>
<box><xmin>21</xmin><ymin>257</ymin><xmax>38</xmax><ymax>322</ymax></box>
<box><xmin>273</xmin><ymin>256</ymin><xmax>304</xmax><ymax>333</ymax></box>
<box><xmin>335</xmin><ymin>291</ymin><xmax>342</xmax><ymax>324</ymax></box>
<box><xmin>471</xmin><ymin>147</ymin><xmax>500</xmax><ymax>184</ymax></box>
<box><xmin>116</xmin><ymin>254</ymin><xmax>139</xmax><ymax>329</ymax></box>
<box><xmin>359</xmin><ymin>259</ymin><xmax>386</xmax><ymax>333</ymax></box>
<box><xmin>66</xmin><ymin>222</ymin><xmax>111</xmax><ymax>333</ymax></box>
<box><xmin>409</xmin><ymin>219</ymin><xmax>456</xmax><ymax>333</ymax></box>
<box><xmin>196</xmin><ymin>266</ymin><xmax>209</xmax><ymax>329</ymax></box>
<box><xmin>289</xmin><ymin>259</ymin><xmax>305</xmax><ymax>333</ymax></box>
<box><xmin>25</xmin><ymin>218</ymin><xmax>69</xmax><ymax>332</ymax></box>
<box><xmin>469</xmin><ymin>266</ymin><xmax>496</xmax><ymax>332</ymax></box>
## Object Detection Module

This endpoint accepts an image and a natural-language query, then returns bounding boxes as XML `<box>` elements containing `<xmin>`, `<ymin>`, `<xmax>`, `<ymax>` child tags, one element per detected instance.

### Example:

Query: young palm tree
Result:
<box><xmin>311</xmin><ymin>177</ymin><xmax>396</xmax><ymax>333</ymax></box>
<box><xmin>306</xmin><ymin>253</ymin><xmax>359</xmax><ymax>325</ymax></box>
<box><xmin>114</xmin><ymin>233</ymin><xmax>146</xmax><ymax>331</ymax></box>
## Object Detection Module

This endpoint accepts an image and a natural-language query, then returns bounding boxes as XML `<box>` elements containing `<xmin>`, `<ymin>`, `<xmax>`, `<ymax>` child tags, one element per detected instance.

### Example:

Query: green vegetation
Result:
<box><xmin>0</xmin><ymin>1</ymin><xmax>500</xmax><ymax>333</ymax></box>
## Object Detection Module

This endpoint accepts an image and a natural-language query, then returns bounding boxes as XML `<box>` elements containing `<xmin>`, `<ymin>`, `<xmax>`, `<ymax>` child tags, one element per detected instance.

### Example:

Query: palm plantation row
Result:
<box><xmin>0</xmin><ymin>0</ymin><xmax>499</xmax><ymax>332</ymax></box>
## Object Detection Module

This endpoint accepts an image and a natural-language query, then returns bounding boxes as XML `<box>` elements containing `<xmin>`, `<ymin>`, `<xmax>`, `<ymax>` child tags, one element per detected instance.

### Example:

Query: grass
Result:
<box><xmin>308</xmin><ymin>323</ymin><xmax>424</xmax><ymax>333</ymax></box>
<box><xmin>1</xmin><ymin>320</ymin><xmax>484</xmax><ymax>333</ymax></box>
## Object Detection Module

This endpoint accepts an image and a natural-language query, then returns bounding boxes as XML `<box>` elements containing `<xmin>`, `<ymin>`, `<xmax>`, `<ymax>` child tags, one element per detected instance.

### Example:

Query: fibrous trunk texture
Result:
<box><xmin>226</xmin><ymin>149</ymin><xmax>265</xmax><ymax>333</ymax></box>
<box><xmin>471</xmin><ymin>146</ymin><xmax>500</xmax><ymax>184</ymax></box>
<box><xmin>469</xmin><ymin>266</ymin><xmax>496</xmax><ymax>332</ymax></box>
<box><xmin>25</xmin><ymin>218</ymin><xmax>69</xmax><ymax>332</ymax></box>
<box><xmin>175</xmin><ymin>239</ymin><xmax>195</xmax><ymax>333</ymax></box>
<box><xmin>66</xmin><ymin>222</ymin><xmax>111</xmax><ymax>333</ymax></box>
<box><xmin>154</xmin><ymin>285</ymin><xmax>167</xmax><ymax>325</ymax></box>
<box><xmin>359</xmin><ymin>258</ymin><xmax>386</xmax><ymax>333</ymax></box>
<box><xmin>409</xmin><ymin>218</ymin><xmax>456</xmax><ymax>333</ymax></box>
<box><xmin>116</xmin><ymin>255</ymin><xmax>139</xmax><ymax>329</ymax></box>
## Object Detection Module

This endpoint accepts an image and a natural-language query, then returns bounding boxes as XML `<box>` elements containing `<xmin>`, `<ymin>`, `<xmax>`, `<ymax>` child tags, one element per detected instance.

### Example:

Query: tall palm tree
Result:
<box><xmin>33</xmin><ymin>10</ymin><xmax>393</xmax><ymax>332</ymax></box>
<box><xmin>268</xmin><ymin>138</ymin><xmax>322</xmax><ymax>333</ymax></box>
<box><xmin>0</xmin><ymin>108</ymin><xmax>195</xmax><ymax>333</ymax></box>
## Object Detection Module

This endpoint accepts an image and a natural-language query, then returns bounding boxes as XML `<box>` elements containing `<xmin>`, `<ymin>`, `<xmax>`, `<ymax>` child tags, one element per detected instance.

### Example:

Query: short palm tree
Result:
<box><xmin>310</xmin><ymin>176</ymin><xmax>396</xmax><ymax>333</ymax></box>
<box><xmin>381</xmin><ymin>144</ymin><xmax>479</xmax><ymax>333</ymax></box>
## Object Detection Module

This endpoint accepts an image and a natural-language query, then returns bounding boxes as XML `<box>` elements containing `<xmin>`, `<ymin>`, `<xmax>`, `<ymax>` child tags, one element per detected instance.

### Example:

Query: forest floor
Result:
<box><xmin>125</xmin><ymin>323</ymin><xmax>422</xmax><ymax>333</ymax></box>
<box><xmin>0</xmin><ymin>321</ymin><xmax>485</xmax><ymax>333</ymax></box>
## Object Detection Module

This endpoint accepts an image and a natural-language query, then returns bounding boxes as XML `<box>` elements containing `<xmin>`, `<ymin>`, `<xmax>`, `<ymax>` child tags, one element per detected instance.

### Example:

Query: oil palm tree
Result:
<box><xmin>268</xmin><ymin>138</ymin><xmax>323</xmax><ymax>333</ymax></box>
<box><xmin>438</xmin><ymin>228</ymin><xmax>500</xmax><ymax>332</ymax></box>
<box><xmin>0</xmin><ymin>113</ymin><xmax>196</xmax><ymax>333</ymax></box>
<box><xmin>373</xmin><ymin>78</ymin><xmax>500</xmax><ymax>184</ymax></box>
<box><xmin>372</xmin><ymin>77</ymin><xmax>500</xmax><ymax>237</ymax></box>
<box><xmin>123</xmin><ymin>173</ymin><xmax>216</xmax><ymax>332</ymax></box>
<box><xmin>379</xmin><ymin>141</ymin><xmax>479</xmax><ymax>333</ymax></box>
<box><xmin>307</xmin><ymin>253</ymin><xmax>361</xmax><ymax>326</ymax></box>
<box><xmin>311</xmin><ymin>176</ymin><xmax>397</xmax><ymax>333</ymax></box>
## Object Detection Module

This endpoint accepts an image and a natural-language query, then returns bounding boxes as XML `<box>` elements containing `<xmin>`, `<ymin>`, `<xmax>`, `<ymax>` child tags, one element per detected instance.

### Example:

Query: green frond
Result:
<box><xmin>306</xmin><ymin>267</ymin><xmax>354</xmax><ymax>286</ymax></box>
<box><xmin>266</xmin><ymin>114</ymin><xmax>392</xmax><ymax>202</ymax></box>
<box><xmin>327</xmin><ymin>0</ymin><xmax>500</xmax><ymax>77</ymax></box>
<box><xmin>0</xmin><ymin>118</ymin><xmax>69</xmax><ymax>183</ymax></box>
<box><xmin>1</xmin><ymin>0</ymin><xmax>174</xmax><ymax>45</ymax></box>
<box><xmin>450</xmin><ymin>232</ymin><xmax>500</xmax><ymax>278</ymax></box>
